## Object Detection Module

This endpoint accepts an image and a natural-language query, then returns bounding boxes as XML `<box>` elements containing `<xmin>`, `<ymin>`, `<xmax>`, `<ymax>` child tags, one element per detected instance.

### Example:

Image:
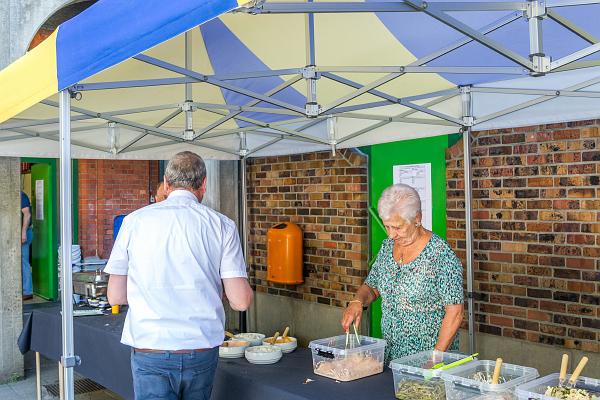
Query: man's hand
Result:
<box><xmin>22</xmin><ymin>231</ymin><xmax>27</xmax><ymax>244</ymax></box>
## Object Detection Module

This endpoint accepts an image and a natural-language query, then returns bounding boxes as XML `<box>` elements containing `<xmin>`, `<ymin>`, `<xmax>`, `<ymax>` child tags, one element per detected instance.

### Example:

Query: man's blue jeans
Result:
<box><xmin>22</xmin><ymin>227</ymin><xmax>33</xmax><ymax>296</ymax></box>
<box><xmin>131</xmin><ymin>348</ymin><xmax>218</xmax><ymax>400</ymax></box>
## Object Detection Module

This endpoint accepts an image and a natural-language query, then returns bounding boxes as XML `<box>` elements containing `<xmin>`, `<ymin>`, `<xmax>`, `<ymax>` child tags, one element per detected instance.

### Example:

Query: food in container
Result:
<box><xmin>233</xmin><ymin>332</ymin><xmax>266</xmax><ymax>347</ymax></box>
<box><xmin>391</xmin><ymin>350</ymin><xmax>476</xmax><ymax>400</ymax></box>
<box><xmin>263</xmin><ymin>336</ymin><xmax>297</xmax><ymax>353</ymax></box>
<box><xmin>395</xmin><ymin>379</ymin><xmax>448</xmax><ymax>400</ymax></box>
<box><xmin>219</xmin><ymin>340</ymin><xmax>250</xmax><ymax>359</ymax></box>
<box><xmin>245</xmin><ymin>345</ymin><xmax>283</xmax><ymax>365</ymax></box>
<box><xmin>441</xmin><ymin>360</ymin><xmax>539</xmax><ymax>399</ymax></box>
<box><xmin>515</xmin><ymin>373</ymin><xmax>600</xmax><ymax>400</ymax></box>
<box><xmin>544</xmin><ymin>386</ymin><xmax>599</xmax><ymax>400</ymax></box>
<box><xmin>308</xmin><ymin>335</ymin><xmax>386</xmax><ymax>381</ymax></box>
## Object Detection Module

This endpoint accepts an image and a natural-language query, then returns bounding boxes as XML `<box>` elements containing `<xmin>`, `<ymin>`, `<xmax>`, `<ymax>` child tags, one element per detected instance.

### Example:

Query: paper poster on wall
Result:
<box><xmin>35</xmin><ymin>179</ymin><xmax>44</xmax><ymax>220</ymax></box>
<box><xmin>392</xmin><ymin>163</ymin><xmax>432</xmax><ymax>230</ymax></box>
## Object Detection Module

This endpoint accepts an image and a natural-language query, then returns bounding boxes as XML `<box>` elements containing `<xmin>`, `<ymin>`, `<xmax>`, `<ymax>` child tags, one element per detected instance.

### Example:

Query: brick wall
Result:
<box><xmin>78</xmin><ymin>160</ymin><xmax>160</xmax><ymax>259</ymax></box>
<box><xmin>446</xmin><ymin>121</ymin><xmax>600</xmax><ymax>353</ymax></box>
<box><xmin>246</xmin><ymin>149</ymin><xmax>369</xmax><ymax>307</ymax></box>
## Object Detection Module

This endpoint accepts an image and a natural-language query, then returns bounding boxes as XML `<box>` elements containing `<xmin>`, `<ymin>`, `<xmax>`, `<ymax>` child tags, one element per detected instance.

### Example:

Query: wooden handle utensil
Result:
<box><xmin>225</xmin><ymin>331</ymin><xmax>235</xmax><ymax>339</ymax></box>
<box><xmin>270</xmin><ymin>331</ymin><xmax>280</xmax><ymax>345</ymax></box>
<box><xmin>491</xmin><ymin>358</ymin><xmax>503</xmax><ymax>385</ymax></box>
<box><xmin>569</xmin><ymin>356</ymin><xmax>588</xmax><ymax>385</ymax></box>
<box><xmin>282</xmin><ymin>327</ymin><xmax>290</xmax><ymax>340</ymax></box>
<box><xmin>559</xmin><ymin>354</ymin><xmax>569</xmax><ymax>385</ymax></box>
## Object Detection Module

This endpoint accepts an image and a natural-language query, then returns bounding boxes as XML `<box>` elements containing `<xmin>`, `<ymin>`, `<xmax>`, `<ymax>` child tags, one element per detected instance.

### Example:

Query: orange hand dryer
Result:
<box><xmin>267</xmin><ymin>222</ymin><xmax>303</xmax><ymax>284</ymax></box>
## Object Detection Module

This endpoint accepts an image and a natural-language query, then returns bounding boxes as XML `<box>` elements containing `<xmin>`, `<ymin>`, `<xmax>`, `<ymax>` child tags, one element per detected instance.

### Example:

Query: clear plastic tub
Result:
<box><xmin>308</xmin><ymin>335</ymin><xmax>386</xmax><ymax>381</ymax></box>
<box><xmin>515</xmin><ymin>373</ymin><xmax>600</xmax><ymax>400</ymax></box>
<box><xmin>390</xmin><ymin>350</ymin><xmax>476</xmax><ymax>400</ymax></box>
<box><xmin>442</xmin><ymin>360</ymin><xmax>539</xmax><ymax>400</ymax></box>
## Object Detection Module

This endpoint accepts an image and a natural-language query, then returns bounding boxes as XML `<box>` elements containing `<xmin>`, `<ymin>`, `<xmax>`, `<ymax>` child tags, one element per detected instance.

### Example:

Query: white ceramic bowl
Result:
<box><xmin>233</xmin><ymin>332</ymin><xmax>266</xmax><ymax>347</ymax></box>
<box><xmin>245</xmin><ymin>345</ymin><xmax>283</xmax><ymax>364</ymax></box>
<box><xmin>219</xmin><ymin>340</ymin><xmax>250</xmax><ymax>359</ymax></box>
<box><xmin>262</xmin><ymin>336</ymin><xmax>298</xmax><ymax>353</ymax></box>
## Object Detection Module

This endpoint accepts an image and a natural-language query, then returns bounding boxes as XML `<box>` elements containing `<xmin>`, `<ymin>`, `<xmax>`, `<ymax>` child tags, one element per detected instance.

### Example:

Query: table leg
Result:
<box><xmin>35</xmin><ymin>352</ymin><xmax>41</xmax><ymax>400</ymax></box>
<box><xmin>58</xmin><ymin>361</ymin><xmax>64</xmax><ymax>400</ymax></box>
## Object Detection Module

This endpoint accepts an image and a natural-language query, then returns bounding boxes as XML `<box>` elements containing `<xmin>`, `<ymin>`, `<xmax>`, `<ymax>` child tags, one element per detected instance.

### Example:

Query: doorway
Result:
<box><xmin>21</xmin><ymin>158</ymin><xmax>78</xmax><ymax>301</ymax></box>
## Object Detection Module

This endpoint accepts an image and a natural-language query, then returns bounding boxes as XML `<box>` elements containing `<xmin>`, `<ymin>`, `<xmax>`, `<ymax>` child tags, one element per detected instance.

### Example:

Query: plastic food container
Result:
<box><xmin>308</xmin><ymin>335</ymin><xmax>386</xmax><ymax>381</ymax></box>
<box><xmin>391</xmin><ymin>350</ymin><xmax>476</xmax><ymax>400</ymax></box>
<box><xmin>515</xmin><ymin>373</ymin><xmax>600</xmax><ymax>400</ymax></box>
<box><xmin>441</xmin><ymin>360</ymin><xmax>539</xmax><ymax>399</ymax></box>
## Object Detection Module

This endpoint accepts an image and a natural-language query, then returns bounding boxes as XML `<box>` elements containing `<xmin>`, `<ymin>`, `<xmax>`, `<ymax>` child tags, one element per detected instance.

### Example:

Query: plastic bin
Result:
<box><xmin>515</xmin><ymin>373</ymin><xmax>600</xmax><ymax>400</ymax></box>
<box><xmin>442</xmin><ymin>360</ymin><xmax>539</xmax><ymax>400</ymax></box>
<box><xmin>308</xmin><ymin>335</ymin><xmax>386</xmax><ymax>381</ymax></box>
<box><xmin>267</xmin><ymin>222</ymin><xmax>303</xmax><ymax>284</ymax></box>
<box><xmin>391</xmin><ymin>350</ymin><xmax>476</xmax><ymax>400</ymax></box>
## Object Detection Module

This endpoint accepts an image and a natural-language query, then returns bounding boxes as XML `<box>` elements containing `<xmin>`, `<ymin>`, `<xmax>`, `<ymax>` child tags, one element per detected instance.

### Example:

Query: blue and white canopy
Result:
<box><xmin>2</xmin><ymin>0</ymin><xmax>600</xmax><ymax>159</ymax></box>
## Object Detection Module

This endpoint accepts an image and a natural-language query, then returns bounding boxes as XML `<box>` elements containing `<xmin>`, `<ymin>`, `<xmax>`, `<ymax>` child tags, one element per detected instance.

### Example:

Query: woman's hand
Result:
<box><xmin>341</xmin><ymin>301</ymin><xmax>363</xmax><ymax>332</ymax></box>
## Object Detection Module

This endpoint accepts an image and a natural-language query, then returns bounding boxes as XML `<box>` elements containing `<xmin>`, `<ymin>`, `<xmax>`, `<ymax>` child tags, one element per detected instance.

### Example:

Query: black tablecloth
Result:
<box><xmin>19</xmin><ymin>306</ymin><xmax>397</xmax><ymax>400</ymax></box>
<box><xmin>19</xmin><ymin>306</ymin><xmax>134</xmax><ymax>399</ymax></box>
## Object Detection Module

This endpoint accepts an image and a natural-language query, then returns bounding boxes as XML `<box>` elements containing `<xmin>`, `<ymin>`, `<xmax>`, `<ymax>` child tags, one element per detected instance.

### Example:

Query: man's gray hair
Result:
<box><xmin>377</xmin><ymin>183</ymin><xmax>422</xmax><ymax>222</ymax></box>
<box><xmin>164</xmin><ymin>151</ymin><xmax>206</xmax><ymax>190</ymax></box>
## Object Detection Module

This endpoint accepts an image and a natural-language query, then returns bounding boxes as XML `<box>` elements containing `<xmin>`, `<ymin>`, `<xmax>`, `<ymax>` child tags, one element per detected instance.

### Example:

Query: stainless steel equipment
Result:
<box><xmin>72</xmin><ymin>270</ymin><xmax>108</xmax><ymax>298</ymax></box>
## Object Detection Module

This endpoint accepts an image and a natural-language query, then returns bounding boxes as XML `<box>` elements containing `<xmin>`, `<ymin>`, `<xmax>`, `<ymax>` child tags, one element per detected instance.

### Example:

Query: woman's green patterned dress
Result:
<box><xmin>364</xmin><ymin>233</ymin><xmax>464</xmax><ymax>363</ymax></box>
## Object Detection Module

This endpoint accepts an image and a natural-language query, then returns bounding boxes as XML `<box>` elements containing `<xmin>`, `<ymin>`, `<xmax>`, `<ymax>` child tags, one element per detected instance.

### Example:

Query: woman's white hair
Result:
<box><xmin>377</xmin><ymin>183</ymin><xmax>422</xmax><ymax>222</ymax></box>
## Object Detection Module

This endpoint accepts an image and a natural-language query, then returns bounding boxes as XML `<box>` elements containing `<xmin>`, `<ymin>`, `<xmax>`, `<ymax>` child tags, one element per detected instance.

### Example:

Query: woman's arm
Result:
<box><xmin>341</xmin><ymin>284</ymin><xmax>380</xmax><ymax>331</ymax></box>
<box><xmin>434</xmin><ymin>303</ymin><xmax>464</xmax><ymax>351</ymax></box>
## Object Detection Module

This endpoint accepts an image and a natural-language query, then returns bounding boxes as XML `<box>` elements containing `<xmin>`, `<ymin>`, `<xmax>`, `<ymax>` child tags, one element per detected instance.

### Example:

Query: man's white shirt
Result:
<box><xmin>104</xmin><ymin>190</ymin><xmax>247</xmax><ymax>350</ymax></box>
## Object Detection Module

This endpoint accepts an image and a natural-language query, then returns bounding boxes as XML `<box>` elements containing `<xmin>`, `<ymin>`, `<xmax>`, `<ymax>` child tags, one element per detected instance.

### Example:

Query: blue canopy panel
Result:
<box><xmin>370</xmin><ymin>0</ymin><xmax>600</xmax><ymax>85</ymax></box>
<box><xmin>200</xmin><ymin>19</ymin><xmax>306</xmax><ymax>126</ymax></box>
<box><xmin>56</xmin><ymin>0</ymin><xmax>243</xmax><ymax>90</ymax></box>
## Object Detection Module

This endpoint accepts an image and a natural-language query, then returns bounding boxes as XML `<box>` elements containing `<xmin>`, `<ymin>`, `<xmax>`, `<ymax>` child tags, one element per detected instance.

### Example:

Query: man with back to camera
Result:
<box><xmin>105</xmin><ymin>151</ymin><xmax>253</xmax><ymax>400</ymax></box>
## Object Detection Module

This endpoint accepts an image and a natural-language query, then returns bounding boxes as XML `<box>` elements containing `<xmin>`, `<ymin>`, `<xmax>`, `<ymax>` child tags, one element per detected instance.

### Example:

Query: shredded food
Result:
<box><xmin>544</xmin><ymin>386</ymin><xmax>600</xmax><ymax>400</ymax></box>
<box><xmin>394</xmin><ymin>380</ymin><xmax>446</xmax><ymax>400</ymax></box>
<box><xmin>314</xmin><ymin>354</ymin><xmax>382</xmax><ymax>381</ymax></box>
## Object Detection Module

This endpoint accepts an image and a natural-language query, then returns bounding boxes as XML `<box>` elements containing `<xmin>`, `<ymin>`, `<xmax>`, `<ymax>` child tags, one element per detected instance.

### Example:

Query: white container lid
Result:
<box><xmin>390</xmin><ymin>350</ymin><xmax>473</xmax><ymax>379</ymax></box>
<box><xmin>441</xmin><ymin>360</ymin><xmax>539</xmax><ymax>393</ymax></box>
<box><xmin>308</xmin><ymin>335</ymin><xmax>386</xmax><ymax>358</ymax></box>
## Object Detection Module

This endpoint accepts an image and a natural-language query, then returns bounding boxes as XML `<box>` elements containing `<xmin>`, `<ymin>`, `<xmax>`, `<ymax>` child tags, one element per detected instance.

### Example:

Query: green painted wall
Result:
<box><xmin>363</xmin><ymin>134</ymin><xmax>458</xmax><ymax>338</ymax></box>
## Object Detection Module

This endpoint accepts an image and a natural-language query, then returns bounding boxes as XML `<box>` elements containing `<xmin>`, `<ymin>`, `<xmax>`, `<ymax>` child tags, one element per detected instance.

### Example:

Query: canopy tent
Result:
<box><xmin>3</xmin><ymin>1</ymin><xmax>600</xmax><ymax>398</ymax></box>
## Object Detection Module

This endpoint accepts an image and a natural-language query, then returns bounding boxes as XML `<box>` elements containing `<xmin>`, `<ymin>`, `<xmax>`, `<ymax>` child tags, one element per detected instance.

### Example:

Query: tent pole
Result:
<box><xmin>59</xmin><ymin>90</ymin><xmax>78</xmax><ymax>400</ymax></box>
<box><xmin>460</xmin><ymin>86</ymin><xmax>476</xmax><ymax>354</ymax></box>
<box><xmin>239</xmin><ymin>133</ymin><xmax>249</xmax><ymax>332</ymax></box>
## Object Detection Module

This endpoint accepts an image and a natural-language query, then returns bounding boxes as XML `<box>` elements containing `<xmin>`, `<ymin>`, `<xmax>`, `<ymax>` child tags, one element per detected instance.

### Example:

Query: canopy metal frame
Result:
<box><xmin>12</xmin><ymin>1</ymin><xmax>600</xmax><ymax>398</ymax></box>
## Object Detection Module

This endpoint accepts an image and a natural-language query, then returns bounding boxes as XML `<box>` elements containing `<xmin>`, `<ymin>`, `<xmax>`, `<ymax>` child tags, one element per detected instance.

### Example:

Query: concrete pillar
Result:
<box><xmin>0</xmin><ymin>157</ymin><xmax>24</xmax><ymax>382</ymax></box>
<box><xmin>218</xmin><ymin>161</ymin><xmax>242</xmax><ymax>332</ymax></box>
<box><xmin>202</xmin><ymin>159</ymin><xmax>220</xmax><ymax>211</ymax></box>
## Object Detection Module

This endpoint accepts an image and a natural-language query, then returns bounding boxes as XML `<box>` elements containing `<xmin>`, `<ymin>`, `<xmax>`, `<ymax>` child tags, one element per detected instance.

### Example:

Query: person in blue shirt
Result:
<box><xmin>21</xmin><ymin>191</ymin><xmax>33</xmax><ymax>300</ymax></box>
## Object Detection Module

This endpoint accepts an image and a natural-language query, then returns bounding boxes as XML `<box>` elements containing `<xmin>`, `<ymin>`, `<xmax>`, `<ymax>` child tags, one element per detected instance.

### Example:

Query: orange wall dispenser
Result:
<box><xmin>267</xmin><ymin>222</ymin><xmax>303</xmax><ymax>284</ymax></box>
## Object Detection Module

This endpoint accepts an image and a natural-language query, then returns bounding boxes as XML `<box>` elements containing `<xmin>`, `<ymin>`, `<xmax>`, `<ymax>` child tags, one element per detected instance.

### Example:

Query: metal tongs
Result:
<box><xmin>344</xmin><ymin>323</ymin><xmax>361</xmax><ymax>350</ymax></box>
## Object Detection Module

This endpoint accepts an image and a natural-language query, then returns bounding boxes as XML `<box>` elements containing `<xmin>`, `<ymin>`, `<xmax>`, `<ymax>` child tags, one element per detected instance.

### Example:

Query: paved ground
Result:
<box><xmin>0</xmin><ymin>297</ymin><xmax>123</xmax><ymax>400</ymax></box>
<box><xmin>0</xmin><ymin>352</ymin><xmax>123</xmax><ymax>400</ymax></box>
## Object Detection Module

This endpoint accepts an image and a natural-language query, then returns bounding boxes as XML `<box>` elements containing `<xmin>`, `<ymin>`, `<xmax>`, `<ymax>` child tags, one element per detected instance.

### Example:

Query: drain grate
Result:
<box><xmin>44</xmin><ymin>378</ymin><xmax>106</xmax><ymax>396</ymax></box>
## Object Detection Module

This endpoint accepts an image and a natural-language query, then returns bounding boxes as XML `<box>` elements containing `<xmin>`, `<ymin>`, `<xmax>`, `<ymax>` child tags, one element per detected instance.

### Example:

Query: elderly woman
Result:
<box><xmin>342</xmin><ymin>183</ymin><xmax>464</xmax><ymax>362</ymax></box>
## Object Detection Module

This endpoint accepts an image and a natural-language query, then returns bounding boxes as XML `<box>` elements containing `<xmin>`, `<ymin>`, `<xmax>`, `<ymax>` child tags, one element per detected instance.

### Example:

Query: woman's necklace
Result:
<box><xmin>394</xmin><ymin>232</ymin><xmax>421</xmax><ymax>265</ymax></box>
<box><xmin>395</xmin><ymin>242</ymin><xmax>408</xmax><ymax>265</ymax></box>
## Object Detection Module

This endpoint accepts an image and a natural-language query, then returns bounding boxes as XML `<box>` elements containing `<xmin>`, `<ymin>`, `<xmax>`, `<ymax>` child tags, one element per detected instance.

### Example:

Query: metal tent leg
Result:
<box><xmin>35</xmin><ymin>352</ymin><xmax>41</xmax><ymax>400</ymax></box>
<box><xmin>59</xmin><ymin>89</ymin><xmax>78</xmax><ymax>400</ymax></box>
<box><xmin>460</xmin><ymin>86</ymin><xmax>476</xmax><ymax>355</ymax></box>
<box><xmin>463</xmin><ymin>126</ymin><xmax>476</xmax><ymax>355</ymax></box>
<box><xmin>239</xmin><ymin>155</ymin><xmax>248</xmax><ymax>332</ymax></box>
